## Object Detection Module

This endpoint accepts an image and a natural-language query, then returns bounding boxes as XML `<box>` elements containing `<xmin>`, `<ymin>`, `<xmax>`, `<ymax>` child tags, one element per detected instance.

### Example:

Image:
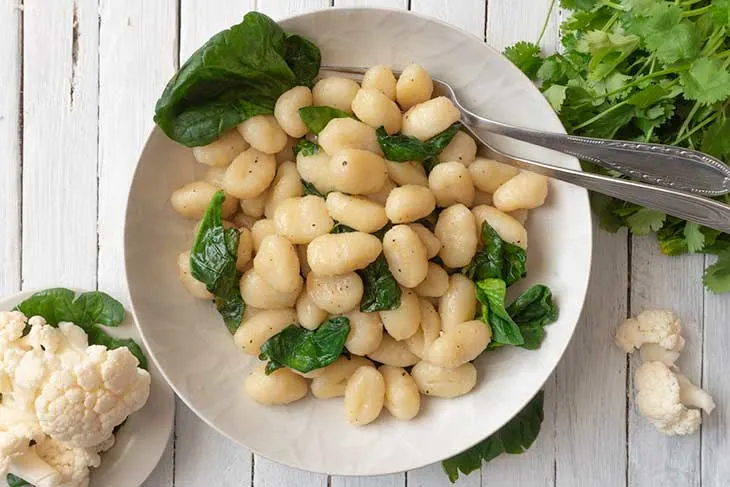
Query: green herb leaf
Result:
<box><xmin>154</xmin><ymin>12</ymin><xmax>321</xmax><ymax>146</ymax></box>
<box><xmin>701</xmin><ymin>119</ymin><xmax>730</xmax><ymax>159</ymax></box>
<box><xmin>190</xmin><ymin>191</ymin><xmax>245</xmax><ymax>333</ymax></box>
<box><xmin>442</xmin><ymin>390</ymin><xmax>544</xmax><ymax>482</ymax></box>
<box><xmin>85</xmin><ymin>325</ymin><xmax>148</xmax><ymax>370</ymax></box>
<box><xmin>259</xmin><ymin>318</ymin><xmax>350</xmax><ymax>373</ymax></box>
<box><xmin>507</xmin><ymin>285</ymin><xmax>559</xmax><ymax>350</ymax></box>
<box><xmin>704</xmin><ymin>249</ymin><xmax>730</xmax><ymax>293</ymax></box>
<box><xmin>463</xmin><ymin>222</ymin><xmax>526</xmax><ymax>286</ymax></box>
<box><xmin>331</xmin><ymin>222</ymin><xmax>357</xmax><ymax>234</ymax></box>
<box><xmin>302</xmin><ymin>180</ymin><xmax>326</xmax><ymax>197</ymax></box>
<box><xmin>358</xmin><ymin>254</ymin><xmax>401</xmax><ymax>312</ymax></box>
<box><xmin>504</xmin><ymin>41</ymin><xmax>543</xmax><ymax>78</ymax></box>
<box><xmin>543</xmin><ymin>85</ymin><xmax>568</xmax><ymax>112</ymax></box>
<box><xmin>376</xmin><ymin>123</ymin><xmax>461</xmax><ymax>162</ymax></box>
<box><xmin>6</xmin><ymin>474</ymin><xmax>32</xmax><ymax>487</ymax></box>
<box><xmin>680</xmin><ymin>58</ymin><xmax>730</xmax><ymax>105</ymax></box>
<box><xmin>626</xmin><ymin>208</ymin><xmax>666</xmax><ymax>235</ymax></box>
<box><xmin>293</xmin><ymin>140</ymin><xmax>320</xmax><ymax>157</ymax></box>
<box><xmin>683</xmin><ymin>222</ymin><xmax>706</xmax><ymax>253</ymax></box>
<box><xmin>475</xmin><ymin>279</ymin><xmax>524</xmax><ymax>346</ymax></box>
<box><xmin>298</xmin><ymin>106</ymin><xmax>351</xmax><ymax>134</ymax></box>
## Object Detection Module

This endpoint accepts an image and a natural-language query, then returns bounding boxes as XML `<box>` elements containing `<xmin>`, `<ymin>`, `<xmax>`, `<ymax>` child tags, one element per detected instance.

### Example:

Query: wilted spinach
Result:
<box><xmin>190</xmin><ymin>191</ymin><xmax>245</xmax><ymax>333</ymax></box>
<box><xmin>293</xmin><ymin>140</ymin><xmax>320</xmax><ymax>157</ymax></box>
<box><xmin>376</xmin><ymin>123</ymin><xmax>461</xmax><ymax>162</ymax></box>
<box><xmin>6</xmin><ymin>474</ymin><xmax>31</xmax><ymax>487</ymax></box>
<box><xmin>358</xmin><ymin>253</ymin><xmax>401</xmax><ymax>312</ymax></box>
<box><xmin>154</xmin><ymin>12</ymin><xmax>321</xmax><ymax>147</ymax></box>
<box><xmin>463</xmin><ymin>222</ymin><xmax>526</xmax><ymax>286</ymax></box>
<box><xmin>331</xmin><ymin>222</ymin><xmax>356</xmax><ymax>234</ymax></box>
<box><xmin>15</xmin><ymin>289</ymin><xmax>147</xmax><ymax>369</ymax></box>
<box><xmin>302</xmin><ymin>180</ymin><xmax>326</xmax><ymax>197</ymax></box>
<box><xmin>507</xmin><ymin>285</ymin><xmax>558</xmax><ymax>350</ymax></box>
<box><xmin>475</xmin><ymin>278</ymin><xmax>524</xmax><ymax>346</ymax></box>
<box><xmin>259</xmin><ymin>317</ymin><xmax>350</xmax><ymax>373</ymax></box>
<box><xmin>298</xmin><ymin>106</ymin><xmax>351</xmax><ymax>134</ymax></box>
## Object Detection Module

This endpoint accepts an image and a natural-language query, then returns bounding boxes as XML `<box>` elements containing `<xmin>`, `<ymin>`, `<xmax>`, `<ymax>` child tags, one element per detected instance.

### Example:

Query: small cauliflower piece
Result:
<box><xmin>35</xmin><ymin>346</ymin><xmax>151</xmax><ymax>448</ymax></box>
<box><xmin>635</xmin><ymin>361</ymin><xmax>713</xmax><ymax>435</ymax></box>
<box><xmin>615</xmin><ymin>309</ymin><xmax>683</xmax><ymax>353</ymax></box>
<box><xmin>639</xmin><ymin>342</ymin><xmax>683</xmax><ymax>366</ymax></box>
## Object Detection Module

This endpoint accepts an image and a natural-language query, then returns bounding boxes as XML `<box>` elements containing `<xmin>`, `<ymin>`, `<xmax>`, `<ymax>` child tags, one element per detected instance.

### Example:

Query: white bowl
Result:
<box><xmin>124</xmin><ymin>8</ymin><xmax>592</xmax><ymax>476</ymax></box>
<box><xmin>0</xmin><ymin>290</ymin><xmax>175</xmax><ymax>487</ymax></box>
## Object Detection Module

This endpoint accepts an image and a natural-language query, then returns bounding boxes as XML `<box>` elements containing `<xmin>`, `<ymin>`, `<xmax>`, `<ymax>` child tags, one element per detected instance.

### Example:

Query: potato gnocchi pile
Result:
<box><xmin>171</xmin><ymin>63</ymin><xmax>548</xmax><ymax>426</ymax></box>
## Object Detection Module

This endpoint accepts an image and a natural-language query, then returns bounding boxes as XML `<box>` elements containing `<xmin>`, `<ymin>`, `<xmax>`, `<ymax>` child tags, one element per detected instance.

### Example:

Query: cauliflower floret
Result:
<box><xmin>35</xmin><ymin>435</ymin><xmax>102</xmax><ymax>487</ymax></box>
<box><xmin>35</xmin><ymin>346</ymin><xmax>150</xmax><ymax>448</ymax></box>
<box><xmin>638</xmin><ymin>341</ymin><xmax>684</xmax><ymax>366</ymax></box>
<box><xmin>635</xmin><ymin>361</ymin><xmax>713</xmax><ymax>435</ymax></box>
<box><xmin>0</xmin><ymin>311</ymin><xmax>28</xmax><ymax>345</ymax></box>
<box><xmin>615</xmin><ymin>309</ymin><xmax>683</xmax><ymax>353</ymax></box>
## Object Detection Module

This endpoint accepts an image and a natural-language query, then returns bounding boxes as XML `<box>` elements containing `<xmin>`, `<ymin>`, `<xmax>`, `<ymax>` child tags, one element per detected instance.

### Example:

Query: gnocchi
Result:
<box><xmin>171</xmin><ymin>61</ymin><xmax>552</xmax><ymax>426</ymax></box>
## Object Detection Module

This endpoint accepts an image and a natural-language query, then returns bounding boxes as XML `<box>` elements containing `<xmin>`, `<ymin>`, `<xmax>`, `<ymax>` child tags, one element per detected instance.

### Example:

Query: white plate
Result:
<box><xmin>0</xmin><ymin>289</ymin><xmax>175</xmax><ymax>487</ymax></box>
<box><xmin>124</xmin><ymin>7</ymin><xmax>592</xmax><ymax>476</ymax></box>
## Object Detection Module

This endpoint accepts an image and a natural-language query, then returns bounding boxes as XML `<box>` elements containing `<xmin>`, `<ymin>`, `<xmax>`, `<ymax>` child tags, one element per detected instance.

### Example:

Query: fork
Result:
<box><xmin>321</xmin><ymin>66</ymin><xmax>730</xmax><ymax>234</ymax></box>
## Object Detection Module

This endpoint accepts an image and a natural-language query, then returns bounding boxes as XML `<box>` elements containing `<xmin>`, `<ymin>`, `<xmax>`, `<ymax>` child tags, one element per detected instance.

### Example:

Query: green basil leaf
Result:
<box><xmin>376</xmin><ymin>123</ymin><xmax>462</xmax><ymax>162</ymax></box>
<box><xmin>298</xmin><ymin>106</ymin><xmax>351</xmax><ymax>134</ymax></box>
<box><xmin>153</xmin><ymin>12</ymin><xmax>321</xmax><ymax>147</ymax></box>
<box><xmin>475</xmin><ymin>278</ymin><xmax>524</xmax><ymax>346</ymax></box>
<box><xmin>85</xmin><ymin>325</ymin><xmax>148</xmax><ymax>370</ymax></box>
<box><xmin>259</xmin><ymin>317</ymin><xmax>350</xmax><ymax>373</ymax></box>
<box><xmin>358</xmin><ymin>253</ymin><xmax>401</xmax><ymax>312</ymax></box>
<box><xmin>442</xmin><ymin>391</ymin><xmax>544</xmax><ymax>482</ymax></box>
<box><xmin>293</xmin><ymin>140</ymin><xmax>320</xmax><ymax>157</ymax></box>
<box><xmin>6</xmin><ymin>474</ymin><xmax>32</xmax><ymax>487</ymax></box>
<box><xmin>190</xmin><ymin>191</ymin><xmax>245</xmax><ymax>333</ymax></box>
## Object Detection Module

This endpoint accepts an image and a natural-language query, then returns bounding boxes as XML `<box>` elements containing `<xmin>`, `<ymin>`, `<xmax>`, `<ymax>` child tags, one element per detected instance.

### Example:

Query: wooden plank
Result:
<box><xmin>96</xmin><ymin>1</ymin><xmax>178</xmax><ymax>485</ymax></box>
<box><xmin>256</xmin><ymin>0</ymin><xmax>331</xmax><ymax>19</ymax></box>
<box><xmin>335</xmin><ymin>0</ymin><xmax>407</xmax><ymax>7</ymax></box>
<box><xmin>175</xmin><ymin>1</ymin><xmax>257</xmax><ymax>486</ymax></box>
<box><xmin>554</xmin><ymin>227</ymin><xmax>627</xmax><ymax>487</ymax></box>
<box><xmin>22</xmin><ymin>0</ymin><xmax>98</xmax><ymax>289</ymax></box>
<box><xmin>411</xmin><ymin>0</ymin><xmax>485</xmax><ymax>41</ymax></box>
<box><xmin>0</xmin><ymin>0</ymin><xmax>21</xmax><ymax>297</ymax></box>
<box><xmin>702</xmin><ymin>256</ymin><xmax>730</xmax><ymax>486</ymax></box>
<box><xmin>408</xmin><ymin>463</ymin><xmax>480</xmax><ymax>487</ymax></box>
<box><xmin>486</xmin><ymin>0</ymin><xmax>561</xmax><ymax>52</ymax></box>
<box><xmin>174</xmin><ymin>400</ymin><xmax>254</xmax><ymax>487</ymax></box>
<box><xmin>629</xmin><ymin>237</ymin><xmax>704</xmax><ymax>487</ymax></box>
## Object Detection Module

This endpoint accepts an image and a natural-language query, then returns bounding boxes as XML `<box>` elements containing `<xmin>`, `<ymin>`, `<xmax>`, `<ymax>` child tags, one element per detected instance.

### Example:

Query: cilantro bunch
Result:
<box><xmin>504</xmin><ymin>0</ymin><xmax>730</xmax><ymax>292</ymax></box>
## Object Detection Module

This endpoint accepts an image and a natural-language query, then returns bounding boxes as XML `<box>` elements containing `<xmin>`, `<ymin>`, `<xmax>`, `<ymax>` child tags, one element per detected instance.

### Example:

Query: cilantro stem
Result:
<box><xmin>537</xmin><ymin>0</ymin><xmax>558</xmax><ymax>45</ymax></box>
<box><xmin>595</xmin><ymin>67</ymin><xmax>685</xmax><ymax>100</ymax></box>
<box><xmin>603</xmin><ymin>1</ymin><xmax>623</xmax><ymax>9</ymax></box>
<box><xmin>602</xmin><ymin>12</ymin><xmax>620</xmax><ymax>32</ymax></box>
<box><xmin>673</xmin><ymin>112</ymin><xmax>720</xmax><ymax>145</ymax></box>
<box><xmin>572</xmin><ymin>100</ymin><xmax>630</xmax><ymax>131</ymax></box>
<box><xmin>702</xmin><ymin>26</ymin><xmax>727</xmax><ymax>57</ymax></box>
<box><xmin>681</xmin><ymin>5</ymin><xmax>712</xmax><ymax>17</ymax></box>
<box><xmin>673</xmin><ymin>101</ymin><xmax>702</xmax><ymax>144</ymax></box>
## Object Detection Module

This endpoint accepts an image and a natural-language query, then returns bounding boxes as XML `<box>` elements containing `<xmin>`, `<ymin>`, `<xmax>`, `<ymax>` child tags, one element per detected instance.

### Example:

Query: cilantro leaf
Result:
<box><xmin>701</xmin><ymin>119</ymin><xmax>730</xmax><ymax>159</ymax></box>
<box><xmin>680</xmin><ymin>58</ymin><xmax>730</xmax><ymax>105</ymax></box>
<box><xmin>504</xmin><ymin>42</ymin><xmax>543</xmax><ymax>78</ymax></box>
<box><xmin>626</xmin><ymin>208</ymin><xmax>666</xmax><ymax>235</ymax></box>
<box><xmin>543</xmin><ymin>85</ymin><xmax>568</xmax><ymax>112</ymax></box>
<box><xmin>683</xmin><ymin>222</ymin><xmax>706</xmax><ymax>253</ymax></box>
<box><xmin>704</xmin><ymin>250</ymin><xmax>730</xmax><ymax>293</ymax></box>
<box><xmin>442</xmin><ymin>391</ymin><xmax>545</xmax><ymax>482</ymax></box>
<box><xmin>560</xmin><ymin>0</ymin><xmax>599</xmax><ymax>10</ymax></box>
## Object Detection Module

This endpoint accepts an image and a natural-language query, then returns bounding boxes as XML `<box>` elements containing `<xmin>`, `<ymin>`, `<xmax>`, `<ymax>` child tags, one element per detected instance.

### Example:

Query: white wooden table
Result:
<box><xmin>1</xmin><ymin>0</ymin><xmax>727</xmax><ymax>485</ymax></box>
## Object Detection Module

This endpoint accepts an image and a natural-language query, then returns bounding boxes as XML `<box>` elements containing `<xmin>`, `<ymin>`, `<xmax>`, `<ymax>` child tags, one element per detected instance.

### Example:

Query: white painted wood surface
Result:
<box><xmin>2</xmin><ymin>0</ymin><xmax>727</xmax><ymax>486</ymax></box>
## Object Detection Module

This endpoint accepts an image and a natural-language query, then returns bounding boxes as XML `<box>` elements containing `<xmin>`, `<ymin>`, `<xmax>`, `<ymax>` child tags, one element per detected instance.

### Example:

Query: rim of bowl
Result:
<box><xmin>124</xmin><ymin>6</ymin><xmax>594</xmax><ymax>476</ymax></box>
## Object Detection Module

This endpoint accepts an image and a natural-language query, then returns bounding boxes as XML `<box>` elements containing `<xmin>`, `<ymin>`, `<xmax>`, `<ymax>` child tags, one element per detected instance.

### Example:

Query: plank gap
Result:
<box><xmin>18</xmin><ymin>0</ymin><xmax>25</xmax><ymax>291</ymax></box>
<box><xmin>70</xmin><ymin>0</ymin><xmax>80</xmax><ymax>106</ymax></box>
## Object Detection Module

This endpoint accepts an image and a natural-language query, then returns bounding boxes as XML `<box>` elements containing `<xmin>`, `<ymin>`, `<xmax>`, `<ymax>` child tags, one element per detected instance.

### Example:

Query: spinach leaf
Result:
<box><xmin>190</xmin><ymin>191</ymin><xmax>245</xmax><ymax>333</ymax></box>
<box><xmin>298</xmin><ymin>106</ymin><xmax>351</xmax><ymax>134</ymax></box>
<box><xmin>6</xmin><ymin>474</ymin><xmax>31</xmax><ymax>487</ymax></box>
<box><xmin>15</xmin><ymin>289</ymin><xmax>148</xmax><ymax>369</ymax></box>
<box><xmin>293</xmin><ymin>140</ymin><xmax>320</xmax><ymax>157</ymax></box>
<box><xmin>358</xmin><ymin>253</ymin><xmax>401</xmax><ymax>312</ymax></box>
<box><xmin>463</xmin><ymin>222</ymin><xmax>526</xmax><ymax>286</ymax></box>
<box><xmin>331</xmin><ymin>222</ymin><xmax>356</xmax><ymax>234</ymax></box>
<box><xmin>371</xmin><ymin>222</ymin><xmax>394</xmax><ymax>241</ymax></box>
<box><xmin>422</xmin><ymin>156</ymin><xmax>440</xmax><ymax>175</ymax></box>
<box><xmin>154</xmin><ymin>12</ymin><xmax>321</xmax><ymax>147</ymax></box>
<box><xmin>302</xmin><ymin>180</ymin><xmax>326</xmax><ymax>197</ymax></box>
<box><xmin>85</xmin><ymin>325</ymin><xmax>148</xmax><ymax>370</ymax></box>
<box><xmin>442</xmin><ymin>390</ymin><xmax>544</xmax><ymax>482</ymax></box>
<box><xmin>376</xmin><ymin>123</ymin><xmax>461</xmax><ymax>162</ymax></box>
<box><xmin>259</xmin><ymin>317</ymin><xmax>350</xmax><ymax>373</ymax></box>
<box><xmin>507</xmin><ymin>285</ymin><xmax>558</xmax><ymax>350</ymax></box>
<box><xmin>475</xmin><ymin>278</ymin><xmax>524</xmax><ymax>346</ymax></box>
<box><xmin>15</xmin><ymin>289</ymin><xmax>125</xmax><ymax>327</ymax></box>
